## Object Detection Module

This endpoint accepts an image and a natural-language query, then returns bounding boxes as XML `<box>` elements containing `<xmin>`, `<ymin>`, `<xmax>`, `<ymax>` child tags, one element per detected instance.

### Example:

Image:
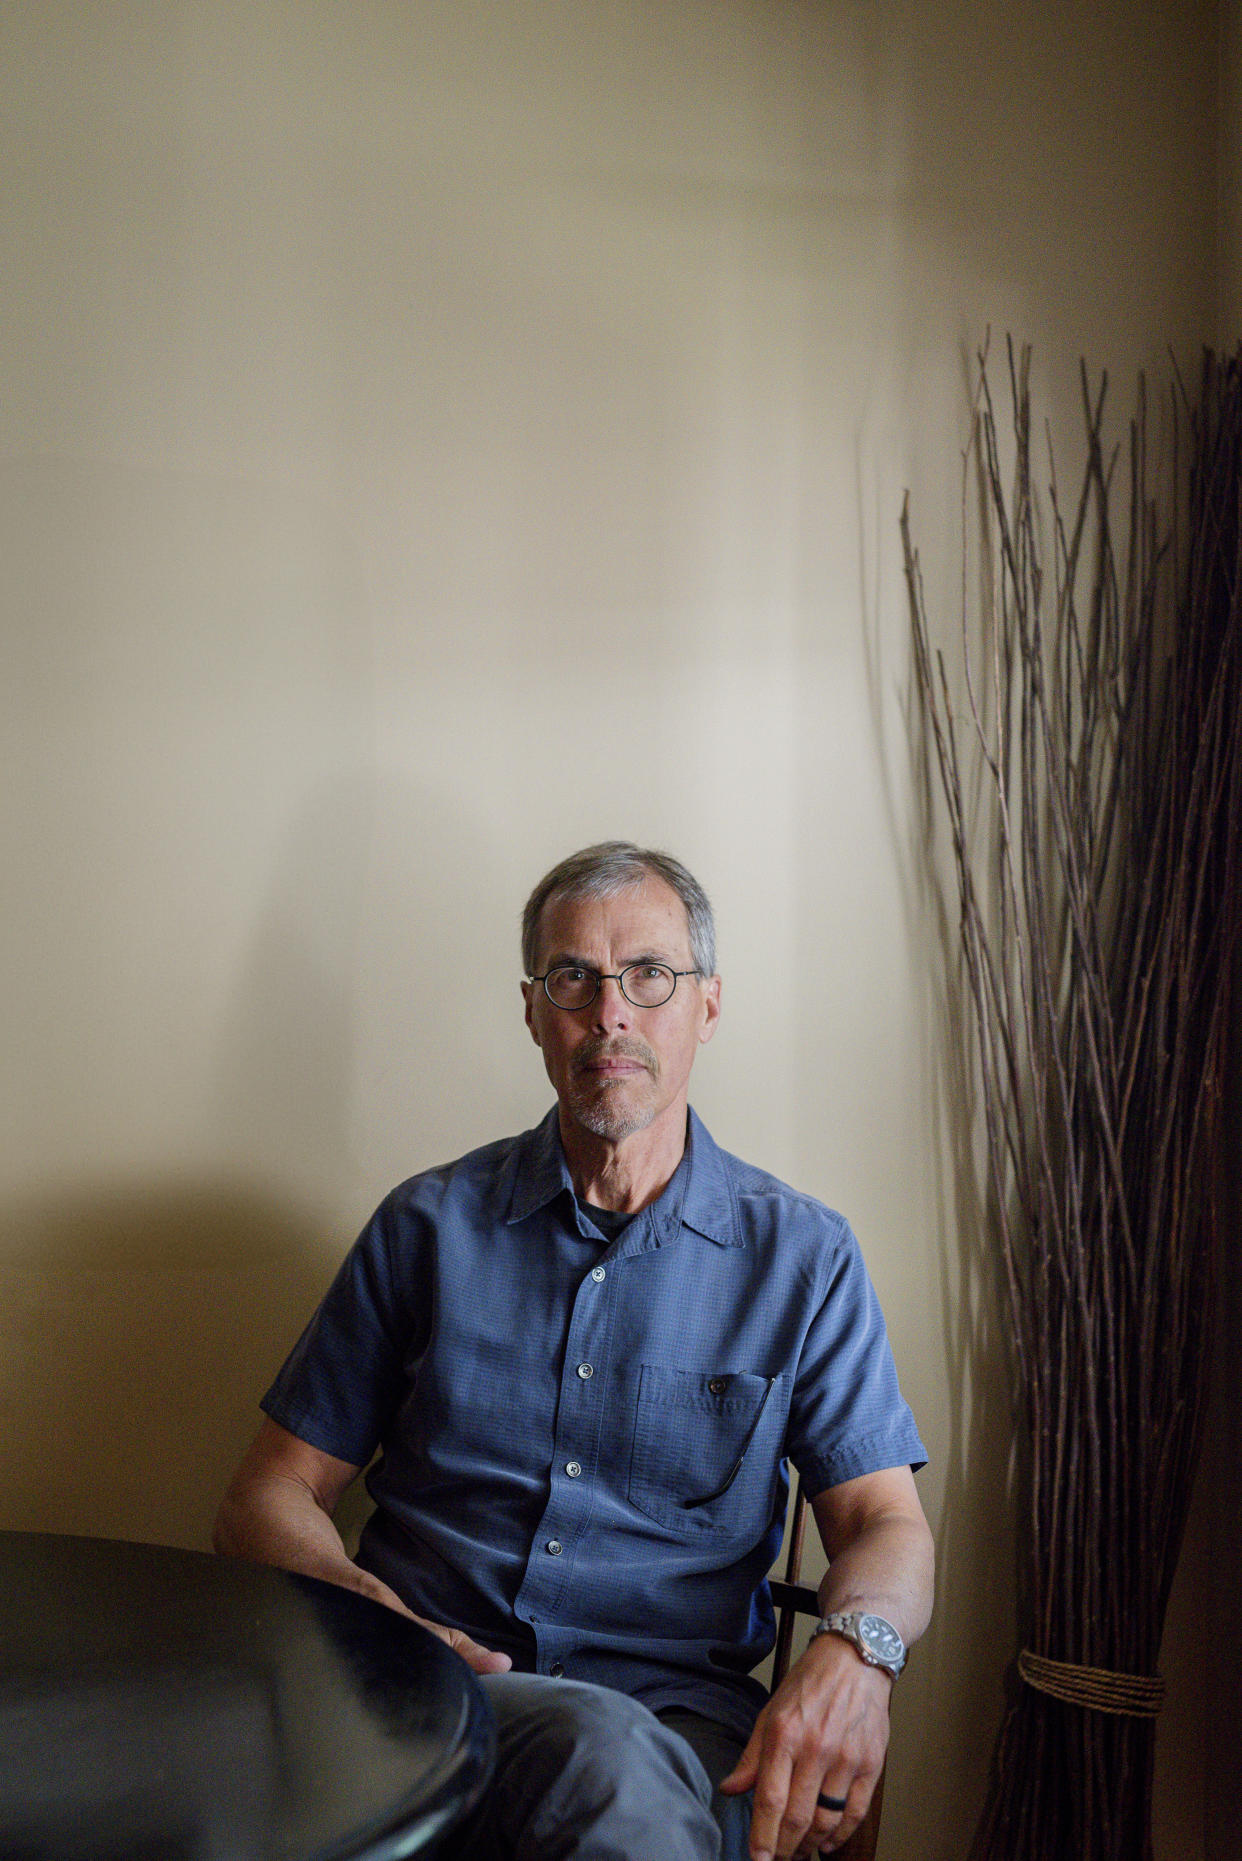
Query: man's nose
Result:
<box><xmin>590</xmin><ymin>975</ymin><xmax>632</xmax><ymax>1031</ymax></box>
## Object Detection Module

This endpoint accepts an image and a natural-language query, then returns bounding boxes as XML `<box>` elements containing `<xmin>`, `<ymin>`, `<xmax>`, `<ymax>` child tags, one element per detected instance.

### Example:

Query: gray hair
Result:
<box><xmin>521</xmin><ymin>841</ymin><xmax>717</xmax><ymax>977</ymax></box>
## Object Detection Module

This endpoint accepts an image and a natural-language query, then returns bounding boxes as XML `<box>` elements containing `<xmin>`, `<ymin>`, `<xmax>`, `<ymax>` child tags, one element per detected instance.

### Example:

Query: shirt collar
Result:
<box><xmin>504</xmin><ymin>1105</ymin><xmax>743</xmax><ymax>1249</ymax></box>
<box><xmin>504</xmin><ymin>1108</ymin><xmax>574</xmax><ymax>1224</ymax></box>
<box><xmin>676</xmin><ymin>1108</ymin><xmax>743</xmax><ymax>1247</ymax></box>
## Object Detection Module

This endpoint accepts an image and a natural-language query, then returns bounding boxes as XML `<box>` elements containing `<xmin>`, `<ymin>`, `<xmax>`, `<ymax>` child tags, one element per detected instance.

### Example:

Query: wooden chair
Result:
<box><xmin>768</xmin><ymin>1478</ymin><xmax>885</xmax><ymax>1861</ymax></box>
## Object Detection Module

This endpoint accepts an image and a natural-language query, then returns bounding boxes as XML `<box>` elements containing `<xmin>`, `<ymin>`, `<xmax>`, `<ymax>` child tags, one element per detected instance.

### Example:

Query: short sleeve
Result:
<box><xmin>784</xmin><ymin>1217</ymin><xmax>926</xmax><ymax>1496</ymax></box>
<box><xmin>260</xmin><ymin>1193</ymin><xmax>427</xmax><ymax>1467</ymax></box>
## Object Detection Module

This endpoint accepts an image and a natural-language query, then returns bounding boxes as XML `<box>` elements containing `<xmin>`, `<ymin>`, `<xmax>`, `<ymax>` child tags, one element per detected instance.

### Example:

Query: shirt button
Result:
<box><xmin>576</xmin><ymin>1363</ymin><xmax>594</xmax><ymax>1380</ymax></box>
<box><xmin>591</xmin><ymin>1265</ymin><xmax>606</xmax><ymax>1283</ymax></box>
<box><xmin>550</xmin><ymin>1660</ymin><xmax>565</xmax><ymax>1678</ymax></box>
<box><xmin>709</xmin><ymin>1377</ymin><xmax>728</xmax><ymax>1395</ymax></box>
<box><xmin>565</xmin><ymin>1461</ymin><xmax>582</xmax><ymax>1478</ymax></box>
<box><xmin>546</xmin><ymin>1540</ymin><xmax>563</xmax><ymax>1556</ymax></box>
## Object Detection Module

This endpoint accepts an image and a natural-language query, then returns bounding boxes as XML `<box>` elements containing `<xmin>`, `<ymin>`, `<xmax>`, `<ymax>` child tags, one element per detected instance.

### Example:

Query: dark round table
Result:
<box><xmin>0</xmin><ymin>1532</ymin><xmax>495</xmax><ymax>1860</ymax></box>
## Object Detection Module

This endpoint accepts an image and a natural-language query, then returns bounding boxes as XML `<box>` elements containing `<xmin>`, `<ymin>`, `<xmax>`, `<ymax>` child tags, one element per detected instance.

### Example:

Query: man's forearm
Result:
<box><xmin>214</xmin><ymin>1470</ymin><xmax>365</xmax><ymax>1590</ymax></box>
<box><xmin>210</xmin><ymin>1421</ymin><xmax>405</xmax><ymax>1611</ymax></box>
<box><xmin>213</xmin><ymin>1423</ymin><xmax>512</xmax><ymax>1673</ymax></box>
<box><xmin>815</xmin><ymin>1509</ymin><xmax>935</xmax><ymax>1646</ymax></box>
<box><xmin>213</xmin><ymin>1469</ymin><xmax>423</xmax><ymax>1620</ymax></box>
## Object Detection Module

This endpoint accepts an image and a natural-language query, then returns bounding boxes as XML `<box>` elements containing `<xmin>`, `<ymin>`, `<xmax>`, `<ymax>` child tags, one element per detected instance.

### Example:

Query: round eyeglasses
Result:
<box><xmin>529</xmin><ymin>963</ymin><xmax>701</xmax><ymax>1011</ymax></box>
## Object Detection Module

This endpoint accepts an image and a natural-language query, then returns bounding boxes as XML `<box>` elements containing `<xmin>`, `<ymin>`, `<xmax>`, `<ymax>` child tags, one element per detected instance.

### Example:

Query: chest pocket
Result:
<box><xmin>628</xmin><ymin>1366</ymin><xmax>785</xmax><ymax>1537</ymax></box>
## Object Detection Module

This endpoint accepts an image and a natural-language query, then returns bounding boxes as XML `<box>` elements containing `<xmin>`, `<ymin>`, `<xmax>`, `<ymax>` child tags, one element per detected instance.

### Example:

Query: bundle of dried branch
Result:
<box><xmin>903</xmin><ymin>341</ymin><xmax>1241</xmax><ymax>1860</ymax></box>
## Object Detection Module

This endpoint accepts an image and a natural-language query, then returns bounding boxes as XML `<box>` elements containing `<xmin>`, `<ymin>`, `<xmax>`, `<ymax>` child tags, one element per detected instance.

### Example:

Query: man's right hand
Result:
<box><xmin>328</xmin><ymin>1564</ymin><xmax>513</xmax><ymax>1673</ymax></box>
<box><xmin>413</xmin><ymin>1614</ymin><xmax>514</xmax><ymax>1674</ymax></box>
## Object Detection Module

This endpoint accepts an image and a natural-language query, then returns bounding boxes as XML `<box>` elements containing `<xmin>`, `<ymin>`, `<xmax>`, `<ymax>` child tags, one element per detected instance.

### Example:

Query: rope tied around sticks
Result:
<box><xmin>1018</xmin><ymin>1649</ymin><xmax>1165</xmax><ymax>1718</ymax></box>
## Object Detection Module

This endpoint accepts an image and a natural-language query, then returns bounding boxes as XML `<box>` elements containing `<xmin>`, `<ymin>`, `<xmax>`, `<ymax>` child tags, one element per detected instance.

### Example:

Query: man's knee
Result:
<box><xmin>558</xmin><ymin>1682</ymin><xmax>708</xmax><ymax>1785</ymax></box>
<box><xmin>488</xmin><ymin>1674</ymin><xmax>711</xmax><ymax>1793</ymax></box>
<box><xmin>476</xmin><ymin>1674</ymin><xmax>718</xmax><ymax>1858</ymax></box>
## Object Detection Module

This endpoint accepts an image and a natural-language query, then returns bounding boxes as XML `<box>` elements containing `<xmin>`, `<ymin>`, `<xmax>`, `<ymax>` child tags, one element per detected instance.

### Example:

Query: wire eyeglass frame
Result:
<box><xmin>528</xmin><ymin>963</ymin><xmax>702</xmax><ymax>1010</ymax></box>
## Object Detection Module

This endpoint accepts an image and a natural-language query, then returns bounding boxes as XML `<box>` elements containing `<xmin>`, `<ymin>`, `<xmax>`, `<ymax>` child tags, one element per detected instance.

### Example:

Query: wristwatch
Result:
<box><xmin>812</xmin><ymin>1611</ymin><xmax>906</xmax><ymax>1681</ymax></box>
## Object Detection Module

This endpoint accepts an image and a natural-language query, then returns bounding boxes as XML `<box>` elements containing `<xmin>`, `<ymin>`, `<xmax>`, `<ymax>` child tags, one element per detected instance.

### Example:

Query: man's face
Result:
<box><xmin>522</xmin><ymin>876</ymin><xmax>721</xmax><ymax>1148</ymax></box>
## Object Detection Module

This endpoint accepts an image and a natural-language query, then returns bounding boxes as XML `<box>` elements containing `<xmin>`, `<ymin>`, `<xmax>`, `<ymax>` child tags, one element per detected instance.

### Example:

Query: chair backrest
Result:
<box><xmin>767</xmin><ymin>1476</ymin><xmax>886</xmax><ymax>1861</ymax></box>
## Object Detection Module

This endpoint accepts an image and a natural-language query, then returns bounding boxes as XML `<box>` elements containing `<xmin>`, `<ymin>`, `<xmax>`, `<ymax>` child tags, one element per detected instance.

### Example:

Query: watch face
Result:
<box><xmin>857</xmin><ymin>1614</ymin><xmax>904</xmax><ymax>1666</ymax></box>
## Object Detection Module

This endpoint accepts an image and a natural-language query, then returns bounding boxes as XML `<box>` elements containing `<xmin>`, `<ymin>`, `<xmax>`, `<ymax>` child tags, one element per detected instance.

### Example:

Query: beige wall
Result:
<box><xmin>0</xmin><ymin>4</ymin><xmax>1225</xmax><ymax>1855</ymax></box>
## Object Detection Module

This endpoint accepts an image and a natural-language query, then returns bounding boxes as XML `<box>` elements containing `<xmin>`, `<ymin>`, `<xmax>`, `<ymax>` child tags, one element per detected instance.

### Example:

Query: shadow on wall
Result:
<box><xmin>0</xmin><ymin>1180</ymin><xmax>338</xmax><ymax>1551</ymax></box>
<box><xmin>0</xmin><ymin>777</ymin><xmax>540</xmax><ymax>1558</ymax></box>
<box><xmin>916</xmin><ymin>903</ymin><xmax>1020</xmax><ymax>1743</ymax></box>
<box><xmin>855</xmin><ymin>578</ymin><xmax>1022</xmax><ymax>1837</ymax></box>
<box><xmin>910</xmin><ymin>597</ymin><xmax>1023</xmax><ymax>1773</ymax></box>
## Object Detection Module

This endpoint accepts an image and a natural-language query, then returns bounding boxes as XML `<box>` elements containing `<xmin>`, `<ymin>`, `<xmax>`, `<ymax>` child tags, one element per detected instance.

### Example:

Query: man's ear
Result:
<box><xmin>522</xmin><ymin>978</ymin><xmax>541</xmax><ymax>1044</ymax></box>
<box><xmin>698</xmin><ymin>973</ymin><xmax>722</xmax><ymax>1045</ymax></box>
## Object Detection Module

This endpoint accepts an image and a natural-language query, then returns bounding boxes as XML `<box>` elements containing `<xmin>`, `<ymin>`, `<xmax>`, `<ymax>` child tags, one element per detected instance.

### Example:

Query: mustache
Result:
<box><xmin>572</xmin><ymin>1037</ymin><xmax>657</xmax><ymax>1074</ymax></box>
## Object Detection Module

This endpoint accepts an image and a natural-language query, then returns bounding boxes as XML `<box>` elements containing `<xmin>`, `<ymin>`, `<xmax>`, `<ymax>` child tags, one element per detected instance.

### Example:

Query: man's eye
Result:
<box><xmin>557</xmin><ymin>967</ymin><xmax>590</xmax><ymax>984</ymax></box>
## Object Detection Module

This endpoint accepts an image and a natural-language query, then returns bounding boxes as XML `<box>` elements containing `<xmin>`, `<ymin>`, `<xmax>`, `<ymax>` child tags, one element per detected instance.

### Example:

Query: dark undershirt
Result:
<box><xmin>580</xmin><ymin>1201</ymin><xmax>635</xmax><ymax>1242</ymax></box>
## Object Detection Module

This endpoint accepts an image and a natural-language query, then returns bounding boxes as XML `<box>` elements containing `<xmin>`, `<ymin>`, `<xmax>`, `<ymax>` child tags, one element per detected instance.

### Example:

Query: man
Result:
<box><xmin>215</xmin><ymin>842</ymin><xmax>933</xmax><ymax>1861</ymax></box>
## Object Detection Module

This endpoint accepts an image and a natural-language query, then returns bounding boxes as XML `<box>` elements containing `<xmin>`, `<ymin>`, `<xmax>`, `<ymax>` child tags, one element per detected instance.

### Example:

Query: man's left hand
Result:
<box><xmin>719</xmin><ymin>1631</ymin><xmax>890</xmax><ymax>1860</ymax></box>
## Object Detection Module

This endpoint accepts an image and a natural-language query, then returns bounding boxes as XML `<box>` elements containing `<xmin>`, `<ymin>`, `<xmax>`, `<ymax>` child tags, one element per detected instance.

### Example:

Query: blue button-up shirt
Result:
<box><xmin>262</xmin><ymin>1109</ymin><xmax>926</xmax><ymax>1740</ymax></box>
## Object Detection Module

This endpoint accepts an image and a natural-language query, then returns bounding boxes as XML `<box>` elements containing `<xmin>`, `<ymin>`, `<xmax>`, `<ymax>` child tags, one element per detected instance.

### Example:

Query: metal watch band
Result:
<box><xmin>812</xmin><ymin>1610</ymin><xmax>906</xmax><ymax>1680</ymax></box>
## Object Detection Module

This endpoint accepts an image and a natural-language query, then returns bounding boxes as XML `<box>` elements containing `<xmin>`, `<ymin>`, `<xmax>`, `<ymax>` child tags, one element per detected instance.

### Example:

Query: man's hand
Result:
<box><xmin>325</xmin><ymin>1560</ymin><xmax>513</xmax><ymax>1675</ymax></box>
<box><xmin>413</xmin><ymin>1615</ymin><xmax>514</xmax><ymax>1674</ymax></box>
<box><xmin>720</xmin><ymin>1632</ymin><xmax>889</xmax><ymax>1859</ymax></box>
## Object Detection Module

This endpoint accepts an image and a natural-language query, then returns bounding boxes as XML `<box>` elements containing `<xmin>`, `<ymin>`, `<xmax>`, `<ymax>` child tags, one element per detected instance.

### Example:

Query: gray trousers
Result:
<box><xmin>455</xmin><ymin>1672</ymin><xmax>752</xmax><ymax>1860</ymax></box>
